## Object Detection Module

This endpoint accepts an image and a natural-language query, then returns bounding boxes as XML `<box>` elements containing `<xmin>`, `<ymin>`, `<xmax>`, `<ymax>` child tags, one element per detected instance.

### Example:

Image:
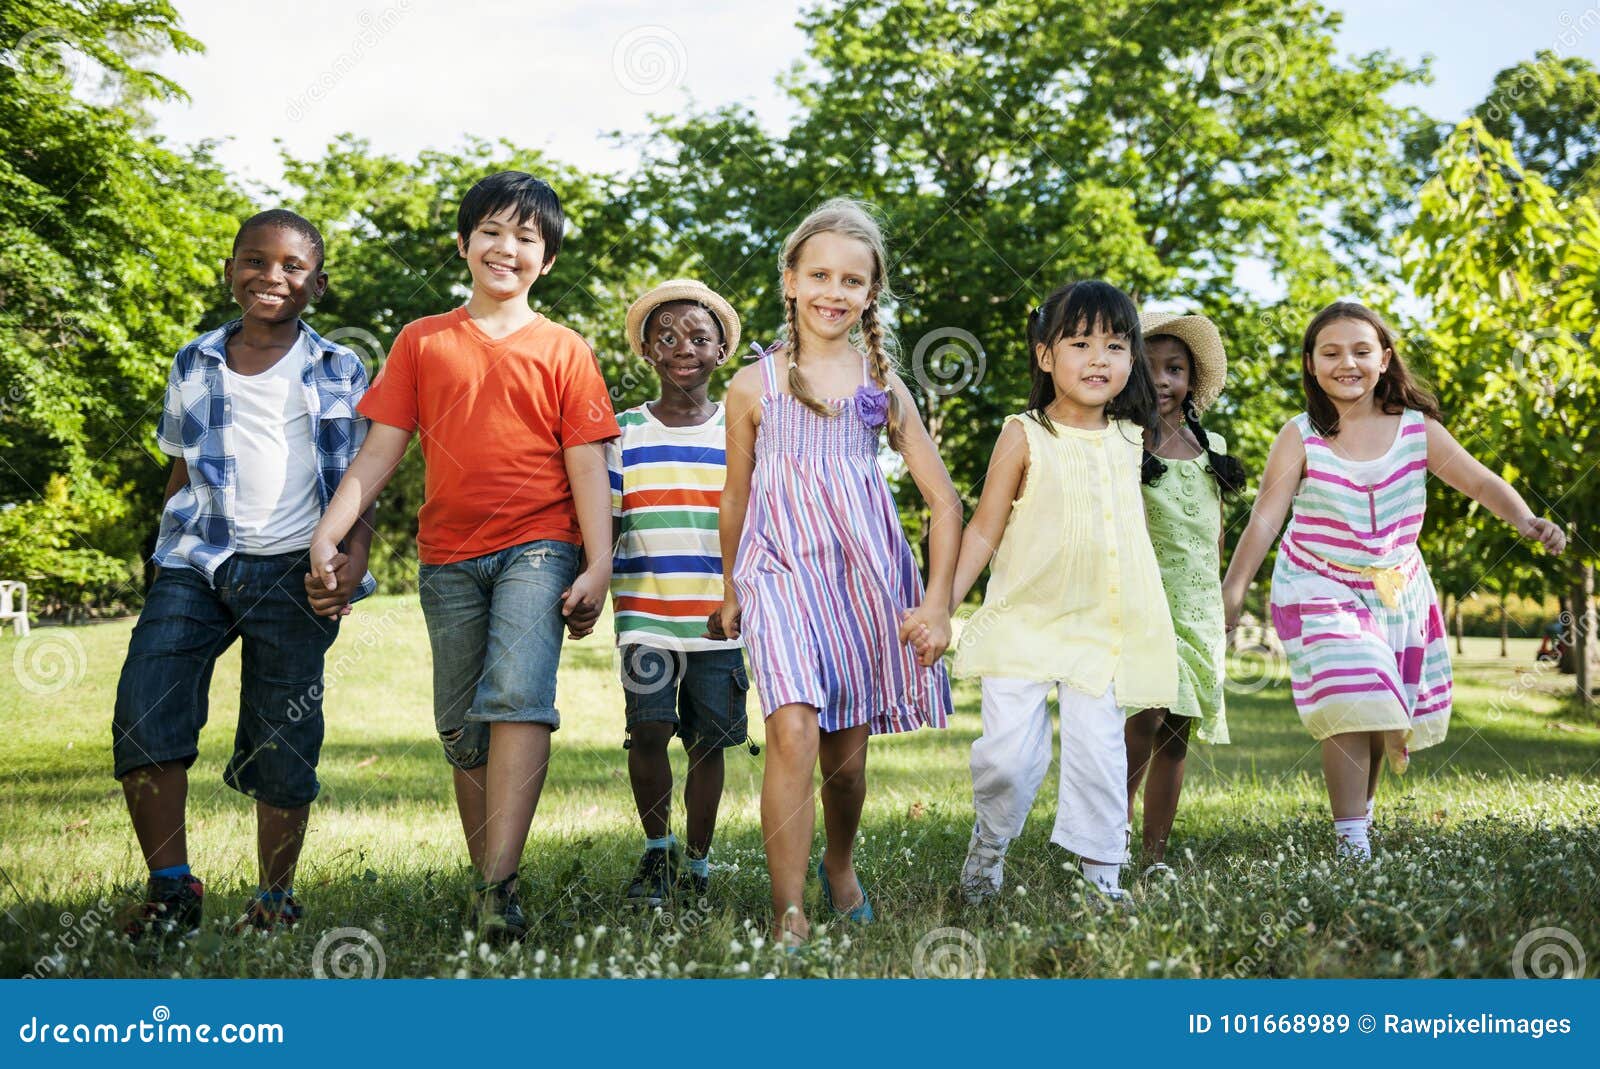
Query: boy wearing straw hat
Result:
<box><xmin>609</xmin><ymin>280</ymin><xmax>749</xmax><ymax>906</ymax></box>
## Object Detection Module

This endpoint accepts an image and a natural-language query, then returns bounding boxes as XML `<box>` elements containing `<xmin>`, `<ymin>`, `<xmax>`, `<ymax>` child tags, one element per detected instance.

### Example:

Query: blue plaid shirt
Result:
<box><xmin>153</xmin><ymin>319</ymin><xmax>377</xmax><ymax>600</ymax></box>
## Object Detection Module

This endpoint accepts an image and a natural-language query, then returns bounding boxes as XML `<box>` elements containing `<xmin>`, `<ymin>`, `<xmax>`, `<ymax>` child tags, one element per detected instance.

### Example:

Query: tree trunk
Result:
<box><xmin>1575</xmin><ymin>565</ymin><xmax>1596</xmax><ymax>708</ymax></box>
<box><xmin>1499</xmin><ymin>593</ymin><xmax>1508</xmax><ymax>658</ymax></box>
<box><xmin>1453</xmin><ymin>595</ymin><xmax>1464</xmax><ymax>655</ymax></box>
<box><xmin>1559</xmin><ymin>593</ymin><xmax>1576</xmax><ymax>674</ymax></box>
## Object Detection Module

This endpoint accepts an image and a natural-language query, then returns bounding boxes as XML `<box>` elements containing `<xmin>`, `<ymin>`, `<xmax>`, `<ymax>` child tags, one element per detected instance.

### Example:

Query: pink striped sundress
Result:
<box><xmin>732</xmin><ymin>348</ymin><xmax>951</xmax><ymax>734</ymax></box>
<box><xmin>1268</xmin><ymin>408</ymin><xmax>1451</xmax><ymax>755</ymax></box>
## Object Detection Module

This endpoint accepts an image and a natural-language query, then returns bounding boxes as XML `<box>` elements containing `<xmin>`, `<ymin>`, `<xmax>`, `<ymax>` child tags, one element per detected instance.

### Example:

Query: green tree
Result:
<box><xmin>1</xmin><ymin>1</ymin><xmax>248</xmax><ymax>614</ymax></box>
<box><xmin>1402</xmin><ymin>118</ymin><xmax>1600</xmax><ymax>703</ymax></box>
<box><xmin>1475</xmin><ymin>51</ymin><xmax>1600</xmax><ymax>201</ymax></box>
<box><xmin>622</xmin><ymin>0</ymin><xmax>1434</xmax><ymax>561</ymax></box>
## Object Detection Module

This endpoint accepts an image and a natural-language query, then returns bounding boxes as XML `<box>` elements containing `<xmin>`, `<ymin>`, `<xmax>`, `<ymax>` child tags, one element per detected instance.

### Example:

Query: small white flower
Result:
<box><xmin>730</xmin><ymin>939</ymin><xmax>744</xmax><ymax>954</ymax></box>
<box><xmin>574</xmin><ymin>934</ymin><xmax>587</xmax><ymax>950</ymax></box>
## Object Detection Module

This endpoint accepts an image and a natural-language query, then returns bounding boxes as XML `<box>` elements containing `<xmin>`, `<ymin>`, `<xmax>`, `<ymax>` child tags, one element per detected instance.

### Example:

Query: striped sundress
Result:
<box><xmin>1269</xmin><ymin>408</ymin><xmax>1451</xmax><ymax>761</ymax></box>
<box><xmin>732</xmin><ymin>348</ymin><xmax>951</xmax><ymax>734</ymax></box>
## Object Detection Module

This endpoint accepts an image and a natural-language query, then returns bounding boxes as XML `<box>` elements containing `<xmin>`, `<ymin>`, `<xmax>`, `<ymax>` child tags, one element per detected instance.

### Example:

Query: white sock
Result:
<box><xmin>1333</xmin><ymin>818</ymin><xmax>1371</xmax><ymax>859</ymax></box>
<box><xmin>1082</xmin><ymin>861</ymin><xmax>1122</xmax><ymax>894</ymax></box>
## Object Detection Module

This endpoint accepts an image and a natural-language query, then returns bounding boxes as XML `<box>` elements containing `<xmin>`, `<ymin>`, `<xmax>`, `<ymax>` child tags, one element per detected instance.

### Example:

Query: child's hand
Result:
<box><xmin>1222</xmin><ymin>583</ymin><xmax>1244</xmax><ymax>634</ymax></box>
<box><xmin>1520</xmin><ymin>516</ymin><xmax>1567</xmax><ymax>555</ymax></box>
<box><xmin>899</xmin><ymin>604</ymin><xmax>951</xmax><ymax>667</ymax></box>
<box><xmin>561</xmin><ymin>568</ymin><xmax>608</xmax><ymax>639</ymax></box>
<box><xmin>304</xmin><ymin>550</ymin><xmax>363</xmax><ymax>618</ymax></box>
<box><xmin>309</xmin><ymin>538</ymin><xmax>343</xmax><ymax>593</ymax></box>
<box><xmin>704</xmin><ymin>603</ymin><xmax>740</xmax><ymax>641</ymax></box>
<box><xmin>706</xmin><ymin>598</ymin><xmax>741</xmax><ymax>641</ymax></box>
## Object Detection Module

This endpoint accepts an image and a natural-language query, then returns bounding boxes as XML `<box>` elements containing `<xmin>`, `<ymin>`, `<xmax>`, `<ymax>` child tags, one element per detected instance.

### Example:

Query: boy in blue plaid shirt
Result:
<box><xmin>113</xmin><ymin>210</ymin><xmax>376</xmax><ymax>941</ymax></box>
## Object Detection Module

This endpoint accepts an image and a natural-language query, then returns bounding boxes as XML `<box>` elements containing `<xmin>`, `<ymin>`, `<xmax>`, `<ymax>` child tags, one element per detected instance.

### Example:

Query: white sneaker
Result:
<box><xmin>960</xmin><ymin>827</ymin><xmax>1006</xmax><ymax>905</ymax></box>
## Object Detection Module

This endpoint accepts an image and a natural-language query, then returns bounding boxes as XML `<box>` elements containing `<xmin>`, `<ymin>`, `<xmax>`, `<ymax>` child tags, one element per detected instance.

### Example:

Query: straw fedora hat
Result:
<box><xmin>1138</xmin><ymin>310</ymin><xmax>1227</xmax><ymax>414</ymax></box>
<box><xmin>625</xmin><ymin>280</ymin><xmax>741</xmax><ymax>360</ymax></box>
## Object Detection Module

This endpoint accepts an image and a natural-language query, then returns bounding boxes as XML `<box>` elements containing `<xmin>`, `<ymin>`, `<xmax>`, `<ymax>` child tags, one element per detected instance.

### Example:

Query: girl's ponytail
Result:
<box><xmin>1184</xmin><ymin>396</ymin><xmax>1247</xmax><ymax>495</ymax></box>
<box><xmin>860</xmin><ymin>300</ymin><xmax>905</xmax><ymax>450</ymax></box>
<box><xmin>783</xmin><ymin>296</ymin><xmax>834</xmax><ymax>420</ymax></box>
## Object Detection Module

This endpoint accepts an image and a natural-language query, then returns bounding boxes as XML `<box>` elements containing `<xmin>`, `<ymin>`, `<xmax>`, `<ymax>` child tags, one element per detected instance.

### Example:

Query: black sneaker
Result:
<box><xmin>124</xmin><ymin>873</ymin><xmax>204</xmax><ymax>943</ymax></box>
<box><xmin>677</xmin><ymin>866</ymin><xmax>709</xmax><ymax>897</ymax></box>
<box><xmin>471</xmin><ymin>873</ymin><xmax>527</xmax><ymax>944</ymax></box>
<box><xmin>233</xmin><ymin>894</ymin><xmax>304</xmax><ymax>935</ymax></box>
<box><xmin>625</xmin><ymin>844</ymin><xmax>681</xmax><ymax>907</ymax></box>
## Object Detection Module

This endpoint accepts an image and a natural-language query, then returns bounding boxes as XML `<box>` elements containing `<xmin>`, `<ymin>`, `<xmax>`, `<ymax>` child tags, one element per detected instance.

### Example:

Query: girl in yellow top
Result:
<box><xmin>948</xmin><ymin>280</ymin><xmax>1178</xmax><ymax>906</ymax></box>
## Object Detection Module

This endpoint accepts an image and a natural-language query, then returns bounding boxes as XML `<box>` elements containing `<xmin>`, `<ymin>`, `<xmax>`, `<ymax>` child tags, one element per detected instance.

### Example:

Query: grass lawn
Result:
<box><xmin>2</xmin><ymin>597</ymin><xmax>1597</xmax><ymax>979</ymax></box>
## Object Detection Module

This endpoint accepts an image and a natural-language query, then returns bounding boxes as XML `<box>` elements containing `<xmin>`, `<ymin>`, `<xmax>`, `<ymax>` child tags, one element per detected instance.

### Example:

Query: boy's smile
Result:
<box><xmin>458</xmin><ymin>205</ymin><xmax>555</xmax><ymax>300</ymax></box>
<box><xmin>644</xmin><ymin>302</ymin><xmax>724</xmax><ymax>393</ymax></box>
<box><xmin>224</xmin><ymin>225</ymin><xmax>326</xmax><ymax>326</ymax></box>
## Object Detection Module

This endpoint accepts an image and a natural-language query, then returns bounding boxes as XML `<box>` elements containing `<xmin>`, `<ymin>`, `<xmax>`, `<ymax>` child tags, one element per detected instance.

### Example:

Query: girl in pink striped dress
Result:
<box><xmin>716</xmin><ymin>199</ymin><xmax>961</xmax><ymax>945</ymax></box>
<box><xmin>1223</xmin><ymin>302</ymin><xmax>1566</xmax><ymax>859</ymax></box>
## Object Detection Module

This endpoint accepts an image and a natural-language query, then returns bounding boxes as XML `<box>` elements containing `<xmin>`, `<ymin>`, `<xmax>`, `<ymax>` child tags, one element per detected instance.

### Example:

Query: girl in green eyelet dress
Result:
<box><xmin>1125</xmin><ymin>311</ymin><xmax>1249</xmax><ymax>875</ymax></box>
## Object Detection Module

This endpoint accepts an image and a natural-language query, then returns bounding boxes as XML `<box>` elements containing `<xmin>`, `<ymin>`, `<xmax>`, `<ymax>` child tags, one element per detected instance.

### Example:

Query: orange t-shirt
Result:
<box><xmin>357</xmin><ymin>307</ymin><xmax>620</xmax><ymax>564</ymax></box>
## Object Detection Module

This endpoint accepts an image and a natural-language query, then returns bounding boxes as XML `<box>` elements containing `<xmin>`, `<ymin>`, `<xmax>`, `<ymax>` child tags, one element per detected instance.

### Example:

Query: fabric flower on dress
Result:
<box><xmin>852</xmin><ymin>383</ymin><xmax>890</xmax><ymax>428</ymax></box>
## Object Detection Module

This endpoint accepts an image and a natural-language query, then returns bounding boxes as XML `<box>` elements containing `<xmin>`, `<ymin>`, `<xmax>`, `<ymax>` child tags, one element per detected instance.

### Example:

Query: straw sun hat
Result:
<box><xmin>625</xmin><ymin>279</ymin><xmax>741</xmax><ymax>360</ymax></box>
<box><xmin>1138</xmin><ymin>310</ymin><xmax>1227</xmax><ymax>414</ymax></box>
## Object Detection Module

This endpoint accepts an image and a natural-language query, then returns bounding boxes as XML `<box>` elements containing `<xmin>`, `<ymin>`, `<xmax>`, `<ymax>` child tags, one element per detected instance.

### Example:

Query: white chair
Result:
<box><xmin>0</xmin><ymin>580</ymin><xmax>30</xmax><ymax>637</ymax></box>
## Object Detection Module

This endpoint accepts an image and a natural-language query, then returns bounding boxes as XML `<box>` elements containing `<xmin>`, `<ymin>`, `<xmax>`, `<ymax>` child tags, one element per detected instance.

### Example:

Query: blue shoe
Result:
<box><xmin>816</xmin><ymin>858</ymin><xmax>873</xmax><ymax>923</ymax></box>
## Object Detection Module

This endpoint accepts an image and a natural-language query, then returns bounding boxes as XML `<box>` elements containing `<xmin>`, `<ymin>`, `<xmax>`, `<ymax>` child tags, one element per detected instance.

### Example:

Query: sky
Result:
<box><xmin>145</xmin><ymin>0</ymin><xmax>1600</xmax><ymax>193</ymax></box>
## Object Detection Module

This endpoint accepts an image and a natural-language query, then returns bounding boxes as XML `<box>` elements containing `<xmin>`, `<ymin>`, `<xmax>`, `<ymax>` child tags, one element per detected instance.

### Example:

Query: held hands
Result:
<box><xmin>705</xmin><ymin>598</ymin><xmax>741</xmax><ymax>641</ymax></box>
<box><xmin>561</xmin><ymin>567</ymin><xmax>608</xmax><ymax>640</ymax></box>
<box><xmin>1222</xmin><ymin>583</ymin><xmax>1245</xmax><ymax>636</ymax></box>
<box><xmin>1519</xmin><ymin>516</ymin><xmax>1567</xmax><ymax>555</ymax></box>
<box><xmin>304</xmin><ymin>539</ymin><xmax>363</xmax><ymax>618</ymax></box>
<box><xmin>898</xmin><ymin>604</ymin><xmax>952</xmax><ymax>668</ymax></box>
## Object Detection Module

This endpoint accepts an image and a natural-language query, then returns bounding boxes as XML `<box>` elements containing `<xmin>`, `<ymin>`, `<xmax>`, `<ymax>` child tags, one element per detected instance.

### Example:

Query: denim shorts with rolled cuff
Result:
<box><xmin>418</xmin><ymin>539</ymin><xmax>580</xmax><ymax>770</ymax></box>
<box><xmin>620</xmin><ymin>644</ymin><xmax>750</xmax><ymax>751</ymax></box>
<box><xmin>111</xmin><ymin>552</ymin><xmax>340</xmax><ymax>809</ymax></box>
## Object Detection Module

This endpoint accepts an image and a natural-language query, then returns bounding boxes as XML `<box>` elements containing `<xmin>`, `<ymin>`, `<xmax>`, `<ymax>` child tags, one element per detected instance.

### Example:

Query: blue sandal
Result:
<box><xmin>816</xmin><ymin>858</ymin><xmax>874</xmax><ymax>923</ymax></box>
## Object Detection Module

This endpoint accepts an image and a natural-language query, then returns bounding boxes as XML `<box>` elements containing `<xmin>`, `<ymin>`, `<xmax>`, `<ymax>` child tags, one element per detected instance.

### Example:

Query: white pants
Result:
<box><xmin>970</xmin><ymin>678</ymin><xmax>1129</xmax><ymax>863</ymax></box>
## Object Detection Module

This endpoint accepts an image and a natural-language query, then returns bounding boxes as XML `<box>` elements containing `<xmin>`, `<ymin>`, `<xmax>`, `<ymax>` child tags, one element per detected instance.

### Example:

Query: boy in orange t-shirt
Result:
<box><xmin>311</xmin><ymin>171</ymin><xmax>619</xmax><ymax>941</ymax></box>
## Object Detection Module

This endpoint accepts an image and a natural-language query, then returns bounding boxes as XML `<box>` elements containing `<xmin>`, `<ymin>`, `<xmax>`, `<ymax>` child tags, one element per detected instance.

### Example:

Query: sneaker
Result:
<box><xmin>626</xmin><ymin>844</ymin><xmax>681</xmax><ymax>908</ymax></box>
<box><xmin>677</xmin><ymin>863</ymin><xmax>709</xmax><ymax>897</ymax></box>
<box><xmin>233</xmin><ymin>894</ymin><xmax>303</xmax><ymax>935</ymax></box>
<box><xmin>1140</xmin><ymin>862</ymin><xmax>1176</xmax><ymax>882</ymax></box>
<box><xmin>471</xmin><ymin>873</ymin><xmax>527</xmax><ymax>944</ymax></box>
<box><xmin>124</xmin><ymin>873</ymin><xmax>204</xmax><ymax>943</ymax></box>
<box><xmin>960</xmin><ymin>826</ymin><xmax>1006</xmax><ymax>905</ymax></box>
<box><xmin>1087</xmin><ymin>886</ymin><xmax>1138</xmax><ymax>915</ymax></box>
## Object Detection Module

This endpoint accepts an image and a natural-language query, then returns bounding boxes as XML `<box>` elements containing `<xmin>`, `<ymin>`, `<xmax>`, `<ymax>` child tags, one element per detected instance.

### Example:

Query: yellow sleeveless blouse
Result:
<box><xmin>953</xmin><ymin>413</ymin><xmax>1179</xmax><ymax>709</ymax></box>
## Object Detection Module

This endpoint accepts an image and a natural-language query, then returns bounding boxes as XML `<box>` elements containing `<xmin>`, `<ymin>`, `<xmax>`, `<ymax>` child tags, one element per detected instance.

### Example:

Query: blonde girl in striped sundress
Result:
<box><xmin>950</xmin><ymin>280</ymin><xmax>1179</xmax><ymax>907</ymax></box>
<box><xmin>1222</xmin><ymin>302</ymin><xmax>1567</xmax><ymax>860</ymax></box>
<box><xmin>717</xmin><ymin>199</ymin><xmax>963</xmax><ymax>947</ymax></box>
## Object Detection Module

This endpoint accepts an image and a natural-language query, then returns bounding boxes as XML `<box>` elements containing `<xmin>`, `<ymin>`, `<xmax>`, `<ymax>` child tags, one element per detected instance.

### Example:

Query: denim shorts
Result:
<box><xmin>112</xmin><ymin>553</ymin><xmax>340</xmax><ymax>809</ymax></box>
<box><xmin>418</xmin><ymin>539</ymin><xmax>580</xmax><ymax>770</ymax></box>
<box><xmin>621</xmin><ymin>644</ymin><xmax>750</xmax><ymax>750</ymax></box>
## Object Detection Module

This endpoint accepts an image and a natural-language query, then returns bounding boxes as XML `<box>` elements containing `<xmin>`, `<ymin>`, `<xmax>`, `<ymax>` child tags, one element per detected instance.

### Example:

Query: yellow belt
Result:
<box><xmin>1292</xmin><ymin>541</ymin><xmax>1412</xmax><ymax>609</ymax></box>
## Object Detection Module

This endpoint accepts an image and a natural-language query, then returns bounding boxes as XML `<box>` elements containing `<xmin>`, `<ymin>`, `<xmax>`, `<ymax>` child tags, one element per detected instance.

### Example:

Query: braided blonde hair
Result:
<box><xmin>779</xmin><ymin>198</ymin><xmax>905</xmax><ymax>449</ymax></box>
